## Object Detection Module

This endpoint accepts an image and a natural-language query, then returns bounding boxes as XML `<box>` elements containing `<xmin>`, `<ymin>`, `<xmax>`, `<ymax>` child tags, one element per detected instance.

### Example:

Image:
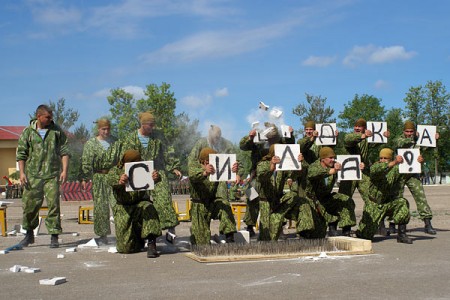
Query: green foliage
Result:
<box><xmin>48</xmin><ymin>98</ymin><xmax>80</xmax><ymax>131</ymax></box>
<box><xmin>292</xmin><ymin>93</ymin><xmax>335</xmax><ymax>137</ymax></box>
<box><xmin>337</xmin><ymin>94</ymin><xmax>386</xmax><ymax>131</ymax></box>
<box><xmin>403</xmin><ymin>80</ymin><xmax>450</xmax><ymax>173</ymax></box>
<box><xmin>137</xmin><ymin>82</ymin><xmax>178</xmax><ymax>143</ymax></box>
<box><xmin>385</xmin><ymin>108</ymin><xmax>404</xmax><ymax>149</ymax></box>
<box><xmin>107</xmin><ymin>88</ymin><xmax>139</xmax><ymax>140</ymax></box>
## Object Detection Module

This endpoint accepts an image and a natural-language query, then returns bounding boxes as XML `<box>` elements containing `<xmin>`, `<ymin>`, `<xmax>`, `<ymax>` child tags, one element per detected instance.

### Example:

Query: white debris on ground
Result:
<box><xmin>39</xmin><ymin>277</ymin><xmax>67</xmax><ymax>286</ymax></box>
<box><xmin>9</xmin><ymin>265</ymin><xmax>41</xmax><ymax>273</ymax></box>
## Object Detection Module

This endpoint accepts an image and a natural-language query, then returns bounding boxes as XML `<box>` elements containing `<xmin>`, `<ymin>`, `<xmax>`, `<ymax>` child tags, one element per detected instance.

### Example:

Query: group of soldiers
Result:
<box><xmin>15</xmin><ymin>104</ymin><xmax>438</xmax><ymax>259</ymax></box>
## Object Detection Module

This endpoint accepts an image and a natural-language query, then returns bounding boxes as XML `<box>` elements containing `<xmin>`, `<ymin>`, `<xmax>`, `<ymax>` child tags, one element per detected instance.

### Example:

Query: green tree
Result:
<box><xmin>385</xmin><ymin>108</ymin><xmax>404</xmax><ymax>149</ymax></box>
<box><xmin>403</xmin><ymin>80</ymin><xmax>450</xmax><ymax>177</ymax></box>
<box><xmin>337</xmin><ymin>94</ymin><xmax>386</xmax><ymax>132</ymax></box>
<box><xmin>137</xmin><ymin>82</ymin><xmax>178</xmax><ymax>143</ymax></box>
<box><xmin>107</xmin><ymin>88</ymin><xmax>139</xmax><ymax>140</ymax></box>
<box><xmin>49</xmin><ymin>98</ymin><xmax>80</xmax><ymax>131</ymax></box>
<box><xmin>292</xmin><ymin>93</ymin><xmax>335</xmax><ymax>137</ymax></box>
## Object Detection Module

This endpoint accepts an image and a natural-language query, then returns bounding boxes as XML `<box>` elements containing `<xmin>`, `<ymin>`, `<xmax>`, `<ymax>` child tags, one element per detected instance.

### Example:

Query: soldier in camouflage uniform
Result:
<box><xmin>106</xmin><ymin>150</ymin><xmax>161</xmax><ymax>258</ymax></box>
<box><xmin>16</xmin><ymin>104</ymin><xmax>70</xmax><ymax>248</ymax></box>
<box><xmin>188</xmin><ymin>147</ymin><xmax>237</xmax><ymax>245</ymax></box>
<box><xmin>392</xmin><ymin>120</ymin><xmax>438</xmax><ymax>235</ymax></box>
<box><xmin>356</xmin><ymin>148</ymin><xmax>412</xmax><ymax>244</ymax></box>
<box><xmin>80</xmin><ymin>118</ymin><xmax>117</xmax><ymax>244</ymax></box>
<box><xmin>116</xmin><ymin>112</ymin><xmax>181</xmax><ymax>243</ymax></box>
<box><xmin>338</xmin><ymin>118</ymin><xmax>386</xmax><ymax>204</ymax></box>
<box><xmin>306</xmin><ymin>147</ymin><xmax>357</xmax><ymax>237</ymax></box>
<box><xmin>239</xmin><ymin>123</ymin><xmax>295</xmax><ymax>238</ymax></box>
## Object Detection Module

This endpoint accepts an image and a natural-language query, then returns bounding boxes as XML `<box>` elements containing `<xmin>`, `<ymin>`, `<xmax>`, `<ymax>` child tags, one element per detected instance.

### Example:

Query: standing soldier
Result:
<box><xmin>17</xmin><ymin>104</ymin><xmax>70</xmax><ymax>248</ymax></box>
<box><xmin>393</xmin><ymin>120</ymin><xmax>438</xmax><ymax>235</ymax></box>
<box><xmin>80</xmin><ymin>118</ymin><xmax>118</xmax><ymax>245</ymax></box>
<box><xmin>356</xmin><ymin>148</ymin><xmax>412</xmax><ymax>244</ymax></box>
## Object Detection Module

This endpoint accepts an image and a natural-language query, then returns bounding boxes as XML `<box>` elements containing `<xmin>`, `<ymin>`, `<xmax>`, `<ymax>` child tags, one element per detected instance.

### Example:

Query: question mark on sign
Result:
<box><xmin>403</xmin><ymin>151</ymin><xmax>414</xmax><ymax>172</ymax></box>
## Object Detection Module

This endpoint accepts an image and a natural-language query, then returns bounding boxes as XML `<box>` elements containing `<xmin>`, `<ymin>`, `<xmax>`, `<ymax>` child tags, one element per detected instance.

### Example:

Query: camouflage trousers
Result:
<box><xmin>22</xmin><ymin>176</ymin><xmax>62</xmax><ymax>234</ymax></box>
<box><xmin>258</xmin><ymin>199</ymin><xmax>271</xmax><ymax>241</ymax></box>
<box><xmin>357</xmin><ymin>198</ymin><xmax>410</xmax><ymax>240</ymax></box>
<box><xmin>92</xmin><ymin>173</ymin><xmax>117</xmax><ymax>237</ymax></box>
<box><xmin>338</xmin><ymin>173</ymin><xmax>371</xmax><ymax>204</ymax></box>
<box><xmin>319</xmin><ymin>192</ymin><xmax>357</xmax><ymax>228</ymax></box>
<box><xmin>403</xmin><ymin>175</ymin><xmax>433</xmax><ymax>220</ymax></box>
<box><xmin>112</xmin><ymin>201</ymin><xmax>161</xmax><ymax>254</ymax></box>
<box><xmin>151</xmin><ymin>171</ymin><xmax>179</xmax><ymax>230</ymax></box>
<box><xmin>268</xmin><ymin>192</ymin><xmax>326</xmax><ymax>240</ymax></box>
<box><xmin>190</xmin><ymin>199</ymin><xmax>237</xmax><ymax>245</ymax></box>
<box><xmin>243</xmin><ymin>197</ymin><xmax>259</xmax><ymax>227</ymax></box>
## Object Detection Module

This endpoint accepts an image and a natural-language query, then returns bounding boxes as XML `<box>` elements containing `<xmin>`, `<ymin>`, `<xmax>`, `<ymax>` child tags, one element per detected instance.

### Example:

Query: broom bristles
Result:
<box><xmin>191</xmin><ymin>238</ymin><xmax>352</xmax><ymax>257</ymax></box>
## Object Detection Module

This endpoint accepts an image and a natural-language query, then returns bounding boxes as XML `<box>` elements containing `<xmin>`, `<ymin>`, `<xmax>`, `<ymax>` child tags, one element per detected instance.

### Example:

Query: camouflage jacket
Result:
<box><xmin>188</xmin><ymin>162</ymin><xmax>228</xmax><ymax>202</ymax></box>
<box><xmin>297</xmin><ymin>135</ymin><xmax>321</xmax><ymax>165</ymax></box>
<box><xmin>306</xmin><ymin>159</ymin><xmax>336</xmax><ymax>200</ymax></box>
<box><xmin>16</xmin><ymin>119</ymin><xmax>70</xmax><ymax>179</ymax></box>
<box><xmin>369</xmin><ymin>162</ymin><xmax>405</xmax><ymax>204</ymax></box>
<box><xmin>188</xmin><ymin>137</ymin><xmax>244</xmax><ymax>177</ymax></box>
<box><xmin>106</xmin><ymin>129</ymin><xmax>180</xmax><ymax>173</ymax></box>
<box><xmin>80</xmin><ymin>136</ymin><xmax>118</xmax><ymax>181</ymax></box>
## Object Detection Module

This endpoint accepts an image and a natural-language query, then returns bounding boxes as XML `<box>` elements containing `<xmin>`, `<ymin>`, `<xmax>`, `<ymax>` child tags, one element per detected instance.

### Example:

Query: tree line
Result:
<box><xmin>39</xmin><ymin>80</ymin><xmax>449</xmax><ymax>183</ymax></box>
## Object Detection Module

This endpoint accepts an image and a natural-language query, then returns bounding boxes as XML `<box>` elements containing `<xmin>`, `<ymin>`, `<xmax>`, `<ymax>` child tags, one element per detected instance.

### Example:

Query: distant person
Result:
<box><xmin>106</xmin><ymin>150</ymin><xmax>161</xmax><ymax>258</ymax></box>
<box><xmin>16</xmin><ymin>104</ymin><xmax>70</xmax><ymax>248</ymax></box>
<box><xmin>80</xmin><ymin>118</ymin><xmax>118</xmax><ymax>245</ymax></box>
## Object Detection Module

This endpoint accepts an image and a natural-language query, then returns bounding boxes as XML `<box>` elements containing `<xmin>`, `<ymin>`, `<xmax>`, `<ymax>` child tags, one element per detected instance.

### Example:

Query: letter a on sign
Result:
<box><xmin>315</xmin><ymin>123</ymin><xmax>337</xmax><ymax>145</ymax></box>
<box><xmin>125</xmin><ymin>161</ymin><xmax>154</xmax><ymax>192</ymax></box>
<box><xmin>275</xmin><ymin>144</ymin><xmax>301</xmax><ymax>171</ymax></box>
<box><xmin>209</xmin><ymin>154</ymin><xmax>237</xmax><ymax>182</ymax></box>
<box><xmin>416</xmin><ymin>125</ymin><xmax>436</xmax><ymax>147</ymax></box>
<box><xmin>336</xmin><ymin>155</ymin><xmax>361</xmax><ymax>181</ymax></box>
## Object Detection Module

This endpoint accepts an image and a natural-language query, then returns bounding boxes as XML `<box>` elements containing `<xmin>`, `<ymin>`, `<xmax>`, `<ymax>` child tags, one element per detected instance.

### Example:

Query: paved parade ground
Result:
<box><xmin>1</xmin><ymin>185</ymin><xmax>449</xmax><ymax>299</ymax></box>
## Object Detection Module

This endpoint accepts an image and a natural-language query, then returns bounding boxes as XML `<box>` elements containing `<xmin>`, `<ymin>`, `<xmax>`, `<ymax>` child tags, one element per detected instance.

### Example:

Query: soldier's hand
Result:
<box><xmin>152</xmin><ymin>170</ymin><xmax>160</xmax><ymax>181</ymax></box>
<box><xmin>118</xmin><ymin>174</ymin><xmax>128</xmax><ymax>185</ymax></box>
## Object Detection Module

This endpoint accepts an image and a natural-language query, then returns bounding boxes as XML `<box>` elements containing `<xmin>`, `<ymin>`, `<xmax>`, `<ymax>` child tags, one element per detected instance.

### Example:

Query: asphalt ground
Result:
<box><xmin>1</xmin><ymin>185</ymin><xmax>449</xmax><ymax>300</ymax></box>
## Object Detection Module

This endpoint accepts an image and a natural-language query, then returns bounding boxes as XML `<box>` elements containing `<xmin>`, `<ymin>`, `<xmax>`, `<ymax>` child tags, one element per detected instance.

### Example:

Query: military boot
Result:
<box><xmin>378</xmin><ymin>221</ymin><xmax>390</xmax><ymax>236</ymax></box>
<box><xmin>147</xmin><ymin>235</ymin><xmax>159</xmax><ymax>258</ymax></box>
<box><xmin>424</xmin><ymin>218</ymin><xmax>436</xmax><ymax>235</ymax></box>
<box><xmin>225</xmin><ymin>232</ymin><xmax>235</xmax><ymax>243</ymax></box>
<box><xmin>328</xmin><ymin>222</ymin><xmax>338</xmax><ymax>237</ymax></box>
<box><xmin>397</xmin><ymin>224</ymin><xmax>413</xmax><ymax>244</ymax></box>
<box><xmin>342</xmin><ymin>226</ymin><xmax>352</xmax><ymax>237</ymax></box>
<box><xmin>389</xmin><ymin>222</ymin><xmax>397</xmax><ymax>234</ymax></box>
<box><xmin>19</xmin><ymin>230</ymin><xmax>35</xmax><ymax>247</ymax></box>
<box><xmin>50</xmin><ymin>234</ymin><xmax>59</xmax><ymax>248</ymax></box>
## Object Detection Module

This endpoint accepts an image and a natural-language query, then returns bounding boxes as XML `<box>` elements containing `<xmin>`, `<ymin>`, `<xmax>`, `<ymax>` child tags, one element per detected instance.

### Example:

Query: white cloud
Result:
<box><xmin>140</xmin><ymin>21</ymin><xmax>298</xmax><ymax>63</ymax></box>
<box><xmin>92</xmin><ymin>85</ymin><xmax>145</xmax><ymax>99</ymax></box>
<box><xmin>302</xmin><ymin>55</ymin><xmax>337</xmax><ymax>67</ymax></box>
<box><xmin>181</xmin><ymin>94</ymin><xmax>213</xmax><ymax>108</ymax></box>
<box><xmin>374</xmin><ymin>79</ymin><xmax>390</xmax><ymax>89</ymax></box>
<box><xmin>214</xmin><ymin>88</ymin><xmax>229</xmax><ymax>97</ymax></box>
<box><xmin>343</xmin><ymin>45</ymin><xmax>417</xmax><ymax>67</ymax></box>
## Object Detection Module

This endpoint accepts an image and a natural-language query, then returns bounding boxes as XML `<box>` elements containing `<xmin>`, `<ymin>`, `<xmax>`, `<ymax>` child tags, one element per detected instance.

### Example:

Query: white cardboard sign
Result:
<box><xmin>125</xmin><ymin>161</ymin><xmax>154</xmax><ymax>192</ymax></box>
<box><xmin>209</xmin><ymin>154</ymin><xmax>237</xmax><ymax>182</ymax></box>
<box><xmin>367</xmin><ymin>121</ymin><xmax>388</xmax><ymax>144</ymax></box>
<box><xmin>336</xmin><ymin>155</ymin><xmax>362</xmax><ymax>181</ymax></box>
<box><xmin>315</xmin><ymin>123</ymin><xmax>337</xmax><ymax>145</ymax></box>
<box><xmin>274</xmin><ymin>144</ymin><xmax>301</xmax><ymax>171</ymax></box>
<box><xmin>398</xmin><ymin>149</ymin><xmax>421</xmax><ymax>174</ymax></box>
<box><xmin>416</xmin><ymin>125</ymin><xmax>437</xmax><ymax>147</ymax></box>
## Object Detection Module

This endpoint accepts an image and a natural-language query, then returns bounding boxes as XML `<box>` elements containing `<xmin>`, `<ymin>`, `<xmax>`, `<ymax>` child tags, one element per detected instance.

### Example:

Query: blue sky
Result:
<box><xmin>1</xmin><ymin>0</ymin><xmax>449</xmax><ymax>143</ymax></box>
